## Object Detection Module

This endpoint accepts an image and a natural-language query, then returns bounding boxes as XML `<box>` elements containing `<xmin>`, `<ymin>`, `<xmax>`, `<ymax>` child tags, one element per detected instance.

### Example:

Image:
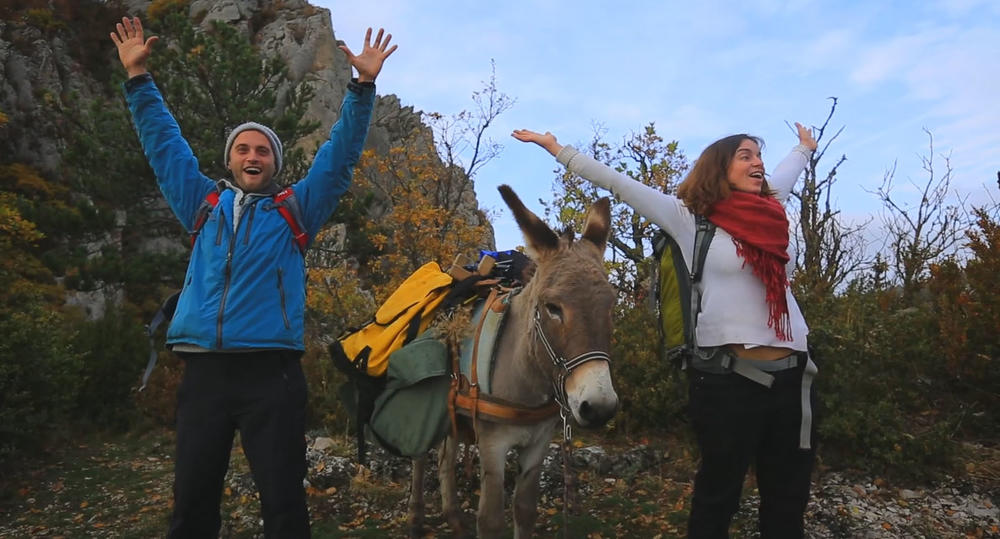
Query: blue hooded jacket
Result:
<box><xmin>126</xmin><ymin>74</ymin><xmax>375</xmax><ymax>351</ymax></box>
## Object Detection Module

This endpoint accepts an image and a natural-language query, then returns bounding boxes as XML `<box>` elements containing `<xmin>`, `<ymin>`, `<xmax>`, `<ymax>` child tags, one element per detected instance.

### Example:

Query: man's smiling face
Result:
<box><xmin>228</xmin><ymin>130</ymin><xmax>276</xmax><ymax>192</ymax></box>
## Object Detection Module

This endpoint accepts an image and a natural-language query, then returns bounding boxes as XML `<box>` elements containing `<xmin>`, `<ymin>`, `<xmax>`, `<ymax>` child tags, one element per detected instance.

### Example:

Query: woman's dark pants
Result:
<box><xmin>686</xmin><ymin>361</ymin><xmax>816</xmax><ymax>539</ymax></box>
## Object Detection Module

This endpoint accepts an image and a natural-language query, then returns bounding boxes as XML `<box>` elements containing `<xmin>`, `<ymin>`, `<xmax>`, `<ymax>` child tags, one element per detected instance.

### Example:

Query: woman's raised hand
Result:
<box><xmin>795</xmin><ymin>122</ymin><xmax>818</xmax><ymax>151</ymax></box>
<box><xmin>110</xmin><ymin>17</ymin><xmax>158</xmax><ymax>78</ymax></box>
<box><xmin>512</xmin><ymin>129</ymin><xmax>563</xmax><ymax>157</ymax></box>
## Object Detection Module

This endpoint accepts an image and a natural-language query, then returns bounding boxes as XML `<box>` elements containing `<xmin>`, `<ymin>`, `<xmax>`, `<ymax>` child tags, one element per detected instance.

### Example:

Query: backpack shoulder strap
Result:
<box><xmin>272</xmin><ymin>187</ymin><xmax>309</xmax><ymax>255</ymax></box>
<box><xmin>140</xmin><ymin>290</ymin><xmax>180</xmax><ymax>391</ymax></box>
<box><xmin>687</xmin><ymin>215</ymin><xmax>716</xmax><ymax>351</ymax></box>
<box><xmin>190</xmin><ymin>185</ymin><xmax>309</xmax><ymax>255</ymax></box>
<box><xmin>190</xmin><ymin>184</ymin><xmax>224</xmax><ymax>247</ymax></box>
<box><xmin>690</xmin><ymin>215</ymin><xmax>716</xmax><ymax>283</ymax></box>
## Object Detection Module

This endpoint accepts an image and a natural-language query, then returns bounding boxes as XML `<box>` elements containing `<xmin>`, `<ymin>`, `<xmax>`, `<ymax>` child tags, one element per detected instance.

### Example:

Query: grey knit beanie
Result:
<box><xmin>224</xmin><ymin>122</ymin><xmax>283</xmax><ymax>177</ymax></box>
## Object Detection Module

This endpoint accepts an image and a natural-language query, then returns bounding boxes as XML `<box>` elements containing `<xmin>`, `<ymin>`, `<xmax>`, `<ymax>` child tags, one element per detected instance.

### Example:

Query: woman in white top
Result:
<box><xmin>514</xmin><ymin>124</ymin><xmax>818</xmax><ymax>539</ymax></box>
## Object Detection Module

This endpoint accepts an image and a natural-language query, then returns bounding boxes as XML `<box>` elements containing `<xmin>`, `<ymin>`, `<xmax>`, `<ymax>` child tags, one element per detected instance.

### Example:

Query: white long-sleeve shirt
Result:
<box><xmin>555</xmin><ymin>144</ymin><xmax>813</xmax><ymax>351</ymax></box>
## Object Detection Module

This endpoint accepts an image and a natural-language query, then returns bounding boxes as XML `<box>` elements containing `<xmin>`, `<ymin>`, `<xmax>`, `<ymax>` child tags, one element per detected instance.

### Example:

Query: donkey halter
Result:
<box><xmin>532</xmin><ymin>308</ymin><xmax>611</xmax><ymax>419</ymax></box>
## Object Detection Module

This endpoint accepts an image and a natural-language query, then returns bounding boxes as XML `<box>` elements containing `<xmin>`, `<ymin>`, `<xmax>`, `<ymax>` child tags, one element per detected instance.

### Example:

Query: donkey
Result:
<box><xmin>408</xmin><ymin>185</ymin><xmax>619</xmax><ymax>538</ymax></box>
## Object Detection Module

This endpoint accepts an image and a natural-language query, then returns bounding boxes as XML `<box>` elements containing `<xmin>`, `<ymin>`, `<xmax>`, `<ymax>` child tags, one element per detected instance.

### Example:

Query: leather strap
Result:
<box><xmin>446</xmin><ymin>286</ymin><xmax>559</xmax><ymax>438</ymax></box>
<box><xmin>453</xmin><ymin>391</ymin><xmax>560</xmax><ymax>424</ymax></box>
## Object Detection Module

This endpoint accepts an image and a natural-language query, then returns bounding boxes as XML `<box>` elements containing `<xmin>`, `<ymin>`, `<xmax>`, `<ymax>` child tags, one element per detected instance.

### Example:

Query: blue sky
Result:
<box><xmin>315</xmin><ymin>0</ymin><xmax>1000</xmax><ymax>252</ymax></box>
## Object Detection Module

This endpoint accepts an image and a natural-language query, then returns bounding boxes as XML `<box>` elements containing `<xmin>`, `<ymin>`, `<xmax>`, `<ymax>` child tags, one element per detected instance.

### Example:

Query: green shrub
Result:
<box><xmin>0</xmin><ymin>302</ymin><xmax>83</xmax><ymax>463</ymax></box>
<box><xmin>302</xmin><ymin>344</ymin><xmax>352</xmax><ymax>433</ymax></box>
<box><xmin>809</xmin><ymin>280</ymin><xmax>960</xmax><ymax>482</ymax></box>
<box><xmin>609</xmin><ymin>304</ymin><xmax>689</xmax><ymax>438</ymax></box>
<box><xmin>70</xmin><ymin>300</ymin><xmax>149</xmax><ymax>430</ymax></box>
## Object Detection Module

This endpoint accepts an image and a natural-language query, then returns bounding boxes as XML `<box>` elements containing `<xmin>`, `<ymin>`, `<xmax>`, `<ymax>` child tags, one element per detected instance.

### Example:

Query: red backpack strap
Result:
<box><xmin>190</xmin><ymin>189</ymin><xmax>221</xmax><ymax>247</ymax></box>
<box><xmin>273</xmin><ymin>187</ymin><xmax>309</xmax><ymax>255</ymax></box>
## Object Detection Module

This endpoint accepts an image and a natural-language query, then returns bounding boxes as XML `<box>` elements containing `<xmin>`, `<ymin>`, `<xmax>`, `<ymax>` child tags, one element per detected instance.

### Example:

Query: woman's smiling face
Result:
<box><xmin>727</xmin><ymin>138</ymin><xmax>765</xmax><ymax>194</ymax></box>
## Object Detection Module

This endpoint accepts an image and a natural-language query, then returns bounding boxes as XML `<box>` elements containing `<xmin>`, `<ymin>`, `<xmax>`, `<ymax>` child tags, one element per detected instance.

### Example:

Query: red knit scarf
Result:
<box><xmin>708</xmin><ymin>192</ymin><xmax>792</xmax><ymax>341</ymax></box>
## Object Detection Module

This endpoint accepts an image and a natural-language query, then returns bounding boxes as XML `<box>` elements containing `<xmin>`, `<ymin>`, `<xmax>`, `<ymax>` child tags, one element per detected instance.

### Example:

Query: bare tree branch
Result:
<box><xmin>870</xmin><ymin>129</ymin><xmax>970</xmax><ymax>293</ymax></box>
<box><xmin>790</xmin><ymin>97</ymin><xmax>870</xmax><ymax>298</ymax></box>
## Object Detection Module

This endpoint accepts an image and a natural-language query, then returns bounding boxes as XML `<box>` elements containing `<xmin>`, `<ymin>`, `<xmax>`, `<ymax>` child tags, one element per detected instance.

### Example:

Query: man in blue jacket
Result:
<box><xmin>111</xmin><ymin>16</ymin><xmax>396</xmax><ymax>537</ymax></box>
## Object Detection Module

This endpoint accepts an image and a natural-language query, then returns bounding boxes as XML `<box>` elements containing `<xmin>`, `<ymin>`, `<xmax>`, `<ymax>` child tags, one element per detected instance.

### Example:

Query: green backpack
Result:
<box><xmin>651</xmin><ymin>215</ymin><xmax>716</xmax><ymax>363</ymax></box>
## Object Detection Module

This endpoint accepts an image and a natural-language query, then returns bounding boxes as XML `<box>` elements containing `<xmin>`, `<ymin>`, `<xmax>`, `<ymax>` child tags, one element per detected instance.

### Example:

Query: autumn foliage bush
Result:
<box><xmin>606</xmin><ymin>301</ymin><xmax>689</xmax><ymax>439</ymax></box>
<box><xmin>796</xmin><ymin>209</ymin><xmax>999</xmax><ymax>481</ymax></box>
<box><xmin>805</xmin><ymin>284</ymin><xmax>959</xmax><ymax>481</ymax></box>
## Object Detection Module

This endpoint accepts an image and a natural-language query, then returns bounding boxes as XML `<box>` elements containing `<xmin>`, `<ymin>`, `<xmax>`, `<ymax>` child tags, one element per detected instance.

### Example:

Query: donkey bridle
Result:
<box><xmin>532</xmin><ymin>309</ymin><xmax>611</xmax><ymax>417</ymax></box>
<box><xmin>533</xmin><ymin>307</ymin><xmax>611</xmax><ymax>530</ymax></box>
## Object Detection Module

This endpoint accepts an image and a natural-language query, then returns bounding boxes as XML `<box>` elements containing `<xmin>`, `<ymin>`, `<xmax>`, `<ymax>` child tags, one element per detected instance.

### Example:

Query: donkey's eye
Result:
<box><xmin>544</xmin><ymin>303</ymin><xmax>563</xmax><ymax>321</ymax></box>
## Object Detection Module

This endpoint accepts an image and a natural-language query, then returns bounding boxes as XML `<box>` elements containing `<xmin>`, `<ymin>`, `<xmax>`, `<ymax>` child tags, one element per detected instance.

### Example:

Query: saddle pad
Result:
<box><xmin>459</xmin><ymin>296</ymin><xmax>507</xmax><ymax>395</ymax></box>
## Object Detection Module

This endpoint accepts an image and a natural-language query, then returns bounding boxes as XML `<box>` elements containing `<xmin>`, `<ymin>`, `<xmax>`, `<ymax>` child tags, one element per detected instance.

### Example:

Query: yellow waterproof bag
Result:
<box><xmin>333</xmin><ymin>262</ymin><xmax>454</xmax><ymax>377</ymax></box>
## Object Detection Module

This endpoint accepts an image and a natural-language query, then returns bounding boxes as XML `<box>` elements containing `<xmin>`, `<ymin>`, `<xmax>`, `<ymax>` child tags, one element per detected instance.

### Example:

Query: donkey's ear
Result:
<box><xmin>581</xmin><ymin>197</ymin><xmax>611</xmax><ymax>254</ymax></box>
<box><xmin>498</xmin><ymin>185</ymin><xmax>559</xmax><ymax>255</ymax></box>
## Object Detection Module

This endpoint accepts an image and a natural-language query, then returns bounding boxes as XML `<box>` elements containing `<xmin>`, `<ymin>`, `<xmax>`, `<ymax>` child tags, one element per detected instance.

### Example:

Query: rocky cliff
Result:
<box><xmin>1</xmin><ymin>0</ymin><xmax>490</xmax><ymax>231</ymax></box>
<box><xmin>0</xmin><ymin>0</ymin><xmax>493</xmax><ymax>316</ymax></box>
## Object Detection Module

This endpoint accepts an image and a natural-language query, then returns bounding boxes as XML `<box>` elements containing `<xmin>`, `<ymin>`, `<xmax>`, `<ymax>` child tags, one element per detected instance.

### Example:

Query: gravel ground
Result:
<box><xmin>293</xmin><ymin>437</ymin><xmax>999</xmax><ymax>537</ymax></box>
<box><xmin>4</xmin><ymin>433</ymin><xmax>993</xmax><ymax>537</ymax></box>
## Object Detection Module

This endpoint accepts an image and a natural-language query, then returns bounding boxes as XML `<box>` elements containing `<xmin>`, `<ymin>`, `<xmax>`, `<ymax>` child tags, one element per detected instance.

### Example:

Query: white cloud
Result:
<box><xmin>313</xmin><ymin>0</ymin><xmax>999</xmax><ymax>228</ymax></box>
<box><xmin>803</xmin><ymin>29</ymin><xmax>855</xmax><ymax>65</ymax></box>
<box><xmin>933</xmin><ymin>0</ymin><xmax>1000</xmax><ymax>17</ymax></box>
<box><xmin>660</xmin><ymin>104</ymin><xmax>728</xmax><ymax>141</ymax></box>
<box><xmin>850</xmin><ymin>37</ymin><xmax>918</xmax><ymax>86</ymax></box>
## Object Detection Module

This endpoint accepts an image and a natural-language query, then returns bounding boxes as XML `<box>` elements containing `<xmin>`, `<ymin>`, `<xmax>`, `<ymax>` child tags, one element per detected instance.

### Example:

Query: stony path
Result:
<box><xmin>298</xmin><ymin>438</ymin><xmax>1000</xmax><ymax>537</ymax></box>
<box><xmin>796</xmin><ymin>472</ymin><xmax>996</xmax><ymax>538</ymax></box>
<box><xmin>1</xmin><ymin>435</ymin><xmax>996</xmax><ymax>537</ymax></box>
<box><xmin>570</xmin><ymin>443</ymin><xmax>999</xmax><ymax>538</ymax></box>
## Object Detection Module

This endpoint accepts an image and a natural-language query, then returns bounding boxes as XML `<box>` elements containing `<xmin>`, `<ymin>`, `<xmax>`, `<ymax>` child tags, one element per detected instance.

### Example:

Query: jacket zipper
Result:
<box><xmin>216</xmin><ymin>206</ymin><xmax>239</xmax><ymax>349</ymax></box>
<box><xmin>277</xmin><ymin>268</ymin><xmax>291</xmax><ymax>329</ymax></box>
<box><xmin>214</xmin><ymin>207</ymin><xmax>224</xmax><ymax>246</ymax></box>
<box><xmin>244</xmin><ymin>204</ymin><xmax>255</xmax><ymax>246</ymax></box>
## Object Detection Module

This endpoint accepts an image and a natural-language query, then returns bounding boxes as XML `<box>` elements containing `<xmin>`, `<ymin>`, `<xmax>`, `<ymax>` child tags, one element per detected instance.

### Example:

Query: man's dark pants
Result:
<box><xmin>686</xmin><ymin>360</ymin><xmax>816</xmax><ymax>539</ymax></box>
<box><xmin>167</xmin><ymin>351</ymin><xmax>310</xmax><ymax>538</ymax></box>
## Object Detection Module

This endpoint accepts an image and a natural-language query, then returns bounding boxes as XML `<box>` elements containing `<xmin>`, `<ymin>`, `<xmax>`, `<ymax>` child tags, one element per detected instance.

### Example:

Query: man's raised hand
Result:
<box><xmin>338</xmin><ymin>28</ymin><xmax>398</xmax><ymax>83</ymax></box>
<box><xmin>110</xmin><ymin>17</ymin><xmax>158</xmax><ymax>78</ymax></box>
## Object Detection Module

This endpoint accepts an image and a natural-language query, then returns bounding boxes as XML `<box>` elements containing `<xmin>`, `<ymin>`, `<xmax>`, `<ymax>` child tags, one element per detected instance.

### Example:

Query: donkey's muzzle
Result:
<box><xmin>576</xmin><ymin>395</ymin><xmax>618</xmax><ymax>428</ymax></box>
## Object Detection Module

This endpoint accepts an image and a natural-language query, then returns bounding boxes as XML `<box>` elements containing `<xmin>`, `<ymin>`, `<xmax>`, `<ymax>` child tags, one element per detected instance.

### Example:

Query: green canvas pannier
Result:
<box><xmin>368</xmin><ymin>333</ymin><xmax>451</xmax><ymax>457</ymax></box>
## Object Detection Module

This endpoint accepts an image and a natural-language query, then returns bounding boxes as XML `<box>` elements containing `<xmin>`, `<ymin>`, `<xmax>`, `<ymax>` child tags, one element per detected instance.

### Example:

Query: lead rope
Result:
<box><xmin>560</xmin><ymin>408</ymin><xmax>576</xmax><ymax>538</ymax></box>
<box><xmin>533</xmin><ymin>308</ymin><xmax>607</xmax><ymax>538</ymax></box>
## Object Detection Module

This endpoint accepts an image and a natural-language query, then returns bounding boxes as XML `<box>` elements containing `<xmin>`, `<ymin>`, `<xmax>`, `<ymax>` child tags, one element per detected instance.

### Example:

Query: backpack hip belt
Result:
<box><xmin>686</xmin><ymin>347</ymin><xmax>803</xmax><ymax>383</ymax></box>
<box><xmin>686</xmin><ymin>347</ymin><xmax>818</xmax><ymax>450</ymax></box>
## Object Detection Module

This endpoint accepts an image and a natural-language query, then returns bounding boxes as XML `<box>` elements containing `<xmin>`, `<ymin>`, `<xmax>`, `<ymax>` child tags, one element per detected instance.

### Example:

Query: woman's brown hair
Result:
<box><xmin>676</xmin><ymin>134</ymin><xmax>770</xmax><ymax>215</ymax></box>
